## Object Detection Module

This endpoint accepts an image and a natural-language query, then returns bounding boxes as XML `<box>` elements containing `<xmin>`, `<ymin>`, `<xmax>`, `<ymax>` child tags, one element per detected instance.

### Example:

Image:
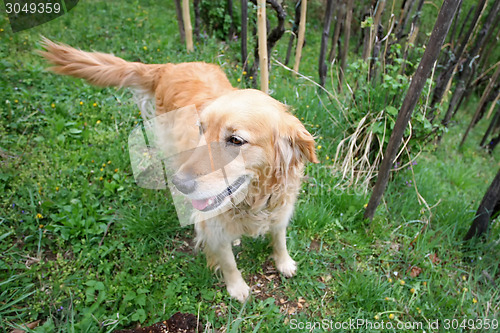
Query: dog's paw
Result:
<box><xmin>227</xmin><ymin>280</ymin><xmax>250</xmax><ymax>302</ymax></box>
<box><xmin>275</xmin><ymin>256</ymin><xmax>297</xmax><ymax>278</ymax></box>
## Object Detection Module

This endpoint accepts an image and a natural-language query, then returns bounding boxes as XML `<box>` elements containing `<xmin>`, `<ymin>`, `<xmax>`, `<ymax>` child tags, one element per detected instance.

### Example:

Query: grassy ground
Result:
<box><xmin>1</xmin><ymin>1</ymin><xmax>499</xmax><ymax>332</ymax></box>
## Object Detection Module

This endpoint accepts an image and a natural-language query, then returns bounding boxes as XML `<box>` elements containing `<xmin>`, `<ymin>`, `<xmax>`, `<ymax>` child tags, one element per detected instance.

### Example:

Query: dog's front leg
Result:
<box><xmin>204</xmin><ymin>241</ymin><xmax>250</xmax><ymax>302</ymax></box>
<box><xmin>270</xmin><ymin>208</ymin><xmax>297</xmax><ymax>278</ymax></box>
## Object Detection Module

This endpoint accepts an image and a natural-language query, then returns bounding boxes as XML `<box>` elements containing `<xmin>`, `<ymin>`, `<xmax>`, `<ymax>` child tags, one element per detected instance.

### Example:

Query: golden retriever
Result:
<box><xmin>39</xmin><ymin>38</ymin><xmax>318</xmax><ymax>302</ymax></box>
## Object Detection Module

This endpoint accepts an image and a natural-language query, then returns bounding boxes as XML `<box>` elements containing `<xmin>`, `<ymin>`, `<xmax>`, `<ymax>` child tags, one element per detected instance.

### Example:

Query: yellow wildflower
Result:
<box><xmin>93</xmin><ymin>102</ymin><xmax>97</xmax><ymax>107</ymax></box>
<box><xmin>80</xmin><ymin>101</ymin><xmax>83</xmax><ymax>105</ymax></box>
<box><xmin>96</xmin><ymin>120</ymin><xmax>101</xmax><ymax>124</ymax></box>
<box><xmin>388</xmin><ymin>314</ymin><xmax>394</xmax><ymax>320</ymax></box>
<box><xmin>36</xmin><ymin>213</ymin><xmax>43</xmax><ymax>219</ymax></box>
<box><xmin>51</xmin><ymin>103</ymin><xmax>55</xmax><ymax>108</ymax></box>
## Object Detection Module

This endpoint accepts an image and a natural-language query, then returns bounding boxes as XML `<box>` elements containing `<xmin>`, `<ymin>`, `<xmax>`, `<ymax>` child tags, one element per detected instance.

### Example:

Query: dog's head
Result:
<box><xmin>170</xmin><ymin>89</ymin><xmax>318</xmax><ymax>215</ymax></box>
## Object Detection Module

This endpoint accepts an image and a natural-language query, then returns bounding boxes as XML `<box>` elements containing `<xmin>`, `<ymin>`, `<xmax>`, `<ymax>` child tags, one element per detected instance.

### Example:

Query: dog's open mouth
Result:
<box><xmin>191</xmin><ymin>176</ymin><xmax>247</xmax><ymax>212</ymax></box>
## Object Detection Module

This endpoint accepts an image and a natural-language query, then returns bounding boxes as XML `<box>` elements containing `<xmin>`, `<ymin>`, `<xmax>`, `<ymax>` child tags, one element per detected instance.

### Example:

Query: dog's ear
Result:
<box><xmin>276</xmin><ymin>112</ymin><xmax>319</xmax><ymax>168</ymax></box>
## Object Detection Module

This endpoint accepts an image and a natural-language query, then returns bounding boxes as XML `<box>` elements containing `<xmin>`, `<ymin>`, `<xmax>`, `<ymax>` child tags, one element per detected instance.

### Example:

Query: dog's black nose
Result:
<box><xmin>171</xmin><ymin>174</ymin><xmax>197</xmax><ymax>194</ymax></box>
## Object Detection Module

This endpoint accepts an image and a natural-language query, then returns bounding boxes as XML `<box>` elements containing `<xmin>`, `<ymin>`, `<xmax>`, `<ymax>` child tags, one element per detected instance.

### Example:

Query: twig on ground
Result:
<box><xmin>99</xmin><ymin>217</ymin><xmax>116</xmax><ymax>247</ymax></box>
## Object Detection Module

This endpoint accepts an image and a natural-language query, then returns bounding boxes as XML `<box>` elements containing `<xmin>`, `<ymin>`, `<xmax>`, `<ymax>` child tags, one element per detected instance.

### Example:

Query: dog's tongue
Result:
<box><xmin>192</xmin><ymin>197</ymin><xmax>211</xmax><ymax>211</ymax></box>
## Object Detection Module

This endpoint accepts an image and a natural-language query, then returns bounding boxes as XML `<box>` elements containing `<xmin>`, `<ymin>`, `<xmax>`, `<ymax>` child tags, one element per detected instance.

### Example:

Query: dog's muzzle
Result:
<box><xmin>171</xmin><ymin>173</ymin><xmax>197</xmax><ymax>194</ymax></box>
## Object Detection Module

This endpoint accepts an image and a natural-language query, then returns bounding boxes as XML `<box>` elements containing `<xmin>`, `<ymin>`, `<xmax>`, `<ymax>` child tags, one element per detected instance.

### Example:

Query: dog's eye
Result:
<box><xmin>227</xmin><ymin>135</ymin><xmax>246</xmax><ymax>146</ymax></box>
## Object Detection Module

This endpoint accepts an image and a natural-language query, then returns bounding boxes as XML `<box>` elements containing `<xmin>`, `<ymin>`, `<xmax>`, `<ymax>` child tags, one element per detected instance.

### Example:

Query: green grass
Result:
<box><xmin>1</xmin><ymin>1</ymin><xmax>499</xmax><ymax>332</ymax></box>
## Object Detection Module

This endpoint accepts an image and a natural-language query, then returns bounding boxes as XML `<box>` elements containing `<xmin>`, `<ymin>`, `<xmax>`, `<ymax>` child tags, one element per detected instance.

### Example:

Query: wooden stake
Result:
<box><xmin>364</xmin><ymin>0</ymin><xmax>461</xmax><ymax>221</ymax></box>
<box><xmin>363</xmin><ymin>0</ymin><xmax>386</xmax><ymax>63</ymax></box>
<box><xmin>182</xmin><ymin>0</ymin><xmax>194</xmax><ymax>52</ymax></box>
<box><xmin>465</xmin><ymin>168</ymin><xmax>500</xmax><ymax>240</ymax></box>
<box><xmin>480</xmin><ymin>99</ymin><xmax>500</xmax><ymax>147</ymax></box>
<box><xmin>174</xmin><ymin>0</ymin><xmax>185</xmax><ymax>43</ymax></box>
<box><xmin>257</xmin><ymin>0</ymin><xmax>268</xmax><ymax>93</ymax></box>
<box><xmin>486</xmin><ymin>90</ymin><xmax>500</xmax><ymax>120</ymax></box>
<box><xmin>442</xmin><ymin>0</ymin><xmax>500</xmax><ymax>128</ymax></box>
<box><xmin>430</xmin><ymin>0</ymin><xmax>482</xmax><ymax>115</ymax></box>
<box><xmin>285</xmin><ymin>0</ymin><xmax>302</xmax><ymax>66</ymax></box>
<box><xmin>293</xmin><ymin>0</ymin><xmax>307</xmax><ymax>74</ymax></box>
<box><xmin>319</xmin><ymin>0</ymin><xmax>335</xmax><ymax>88</ymax></box>
<box><xmin>241</xmin><ymin>0</ymin><xmax>248</xmax><ymax>70</ymax></box>
<box><xmin>328</xmin><ymin>2</ymin><xmax>344</xmax><ymax>64</ymax></box>
<box><xmin>460</xmin><ymin>63</ymin><xmax>500</xmax><ymax>147</ymax></box>
<box><xmin>339</xmin><ymin>0</ymin><xmax>353</xmax><ymax>89</ymax></box>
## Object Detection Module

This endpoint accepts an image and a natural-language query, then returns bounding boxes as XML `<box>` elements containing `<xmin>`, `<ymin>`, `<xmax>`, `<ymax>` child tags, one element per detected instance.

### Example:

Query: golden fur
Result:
<box><xmin>40</xmin><ymin>37</ymin><xmax>318</xmax><ymax>302</ymax></box>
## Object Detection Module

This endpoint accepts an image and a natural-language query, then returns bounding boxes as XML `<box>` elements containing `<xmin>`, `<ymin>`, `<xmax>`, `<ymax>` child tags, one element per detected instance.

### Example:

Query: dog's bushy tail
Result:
<box><xmin>39</xmin><ymin>37</ymin><xmax>162</xmax><ymax>93</ymax></box>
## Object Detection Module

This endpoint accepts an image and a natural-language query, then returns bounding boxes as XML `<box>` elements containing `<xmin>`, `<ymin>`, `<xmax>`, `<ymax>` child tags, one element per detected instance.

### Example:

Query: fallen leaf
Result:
<box><xmin>429</xmin><ymin>253</ymin><xmax>441</xmax><ymax>264</ymax></box>
<box><xmin>409</xmin><ymin>266</ymin><xmax>422</xmax><ymax>278</ymax></box>
<box><xmin>11</xmin><ymin>320</ymin><xmax>40</xmax><ymax>333</ymax></box>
